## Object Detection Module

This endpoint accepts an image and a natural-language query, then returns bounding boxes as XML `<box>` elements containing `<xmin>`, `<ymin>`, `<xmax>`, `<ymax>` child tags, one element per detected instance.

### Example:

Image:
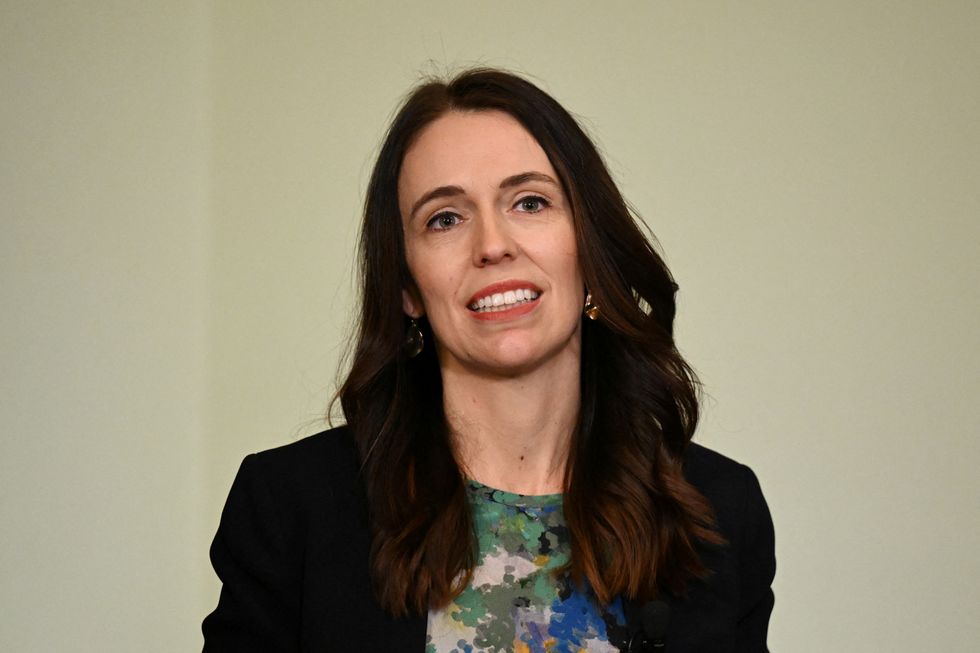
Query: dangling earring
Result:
<box><xmin>584</xmin><ymin>291</ymin><xmax>600</xmax><ymax>320</ymax></box>
<box><xmin>404</xmin><ymin>318</ymin><xmax>424</xmax><ymax>357</ymax></box>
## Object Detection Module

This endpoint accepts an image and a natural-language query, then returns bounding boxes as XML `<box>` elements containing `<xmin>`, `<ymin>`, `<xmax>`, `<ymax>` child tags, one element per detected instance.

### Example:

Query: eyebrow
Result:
<box><xmin>408</xmin><ymin>171</ymin><xmax>559</xmax><ymax>220</ymax></box>
<box><xmin>409</xmin><ymin>185</ymin><xmax>465</xmax><ymax>220</ymax></box>
<box><xmin>499</xmin><ymin>171</ymin><xmax>558</xmax><ymax>189</ymax></box>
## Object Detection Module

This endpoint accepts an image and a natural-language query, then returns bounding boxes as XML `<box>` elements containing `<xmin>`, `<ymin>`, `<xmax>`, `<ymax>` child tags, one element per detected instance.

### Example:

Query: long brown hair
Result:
<box><xmin>337</xmin><ymin>68</ymin><xmax>723</xmax><ymax>616</ymax></box>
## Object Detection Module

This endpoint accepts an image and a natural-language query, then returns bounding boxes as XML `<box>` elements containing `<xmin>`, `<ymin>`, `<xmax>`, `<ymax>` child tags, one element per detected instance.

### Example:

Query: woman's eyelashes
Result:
<box><xmin>424</xmin><ymin>195</ymin><xmax>552</xmax><ymax>232</ymax></box>
<box><xmin>514</xmin><ymin>195</ymin><xmax>550</xmax><ymax>213</ymax></box>
<box><xmin>426</xmin><ymin>211</ymin><xmax>462</xmax><ymax>231</ymax></box>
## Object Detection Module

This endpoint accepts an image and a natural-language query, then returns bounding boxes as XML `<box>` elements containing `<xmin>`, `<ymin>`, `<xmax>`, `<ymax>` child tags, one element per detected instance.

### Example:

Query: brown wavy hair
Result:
<box><xmin>337</xmin><ymin>68</ymin><xmax>723</xmax><ymax>616</ymax></box>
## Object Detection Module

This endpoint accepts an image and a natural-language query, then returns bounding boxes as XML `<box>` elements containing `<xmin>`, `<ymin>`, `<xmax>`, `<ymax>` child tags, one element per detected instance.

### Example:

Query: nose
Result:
<box><xmin>472</xmin><ymin>210</ymin><xmax>517</xmax><ymax>266</ymax></box>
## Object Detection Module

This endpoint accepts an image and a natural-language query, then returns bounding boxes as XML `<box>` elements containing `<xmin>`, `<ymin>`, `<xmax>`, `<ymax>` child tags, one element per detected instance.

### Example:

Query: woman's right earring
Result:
<box><xmin>405</xmin><ymin>318</ymin><xmax>424</xmax><ymax>357</ymax></box>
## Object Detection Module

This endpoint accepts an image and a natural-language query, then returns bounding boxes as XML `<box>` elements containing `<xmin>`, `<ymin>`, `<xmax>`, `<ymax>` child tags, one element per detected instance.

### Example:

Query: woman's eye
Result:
<box><xmin>427</xmin><ymin>212</ymin><xmax>461</xmax><ymax>231</ymax></box>
<box><xmin>515</xmin><ymin>196</ymin><xmax>549</xmax><ymax>213</ymax></box>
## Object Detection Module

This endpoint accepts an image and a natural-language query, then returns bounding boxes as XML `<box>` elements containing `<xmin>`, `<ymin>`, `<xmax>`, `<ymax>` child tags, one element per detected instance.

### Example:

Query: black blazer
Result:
<box><xmin>202</xmin><ymin>427</ymin><xmax>775</xmax><ymax>652</ymax></box>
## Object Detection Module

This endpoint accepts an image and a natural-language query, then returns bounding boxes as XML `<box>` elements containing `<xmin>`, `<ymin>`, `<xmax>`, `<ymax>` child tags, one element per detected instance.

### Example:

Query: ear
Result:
<box><xmin>402</xmin><ymin>286</ymin><xmax>424</xmax><ymax>318</ymax></box>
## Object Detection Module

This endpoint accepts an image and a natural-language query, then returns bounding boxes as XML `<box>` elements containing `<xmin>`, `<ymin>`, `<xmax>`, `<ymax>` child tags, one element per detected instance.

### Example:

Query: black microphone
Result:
<box><xmin>626</xmin><ymin>600</ymin><xmax>670</xmax><ymax>652</ymax></box>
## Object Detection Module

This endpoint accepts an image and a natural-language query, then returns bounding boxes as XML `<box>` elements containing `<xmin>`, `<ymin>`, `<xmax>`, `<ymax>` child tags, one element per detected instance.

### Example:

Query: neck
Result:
<box><xmin>440</xmin><ymin>347</ymin><xmax>580</xmax><ymax>496</ymax></box>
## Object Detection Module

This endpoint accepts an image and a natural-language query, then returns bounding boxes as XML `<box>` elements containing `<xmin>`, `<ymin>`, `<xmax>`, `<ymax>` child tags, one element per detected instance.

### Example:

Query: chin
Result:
<box><xmin>482</xmin><ymin>336</ymin><xmax>578</xmax><ymax>376</ymax></box>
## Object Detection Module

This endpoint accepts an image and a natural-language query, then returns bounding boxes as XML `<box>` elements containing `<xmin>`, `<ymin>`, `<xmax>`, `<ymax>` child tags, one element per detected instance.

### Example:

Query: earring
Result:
<box><xmin>404</xmin><ymin>318</ymin><xmax>424</xmax><ymax>357</ymax></box>
<box><xmin>584</xmin><ymin>291</ymin><xmax>600</xmax><ymax>321</ymax></box>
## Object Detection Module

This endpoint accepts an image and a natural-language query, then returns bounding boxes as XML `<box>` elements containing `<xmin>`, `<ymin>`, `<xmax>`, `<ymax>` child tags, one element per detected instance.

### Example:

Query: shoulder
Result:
<box><xmin>211</xmin><ymin>425</ymin><xmax>370</xmax><ymax>581</ymax></box>
<box><xmin>241</xmin><ymin>424</ymin><xmax>359</xmax><ymax>480</ymax></box>
<box><xmin>682</xmin><ymin>441</ymin><xmax>775</xmax><ymax>579</ymax></box>
<box><xmin>683</xmin><ymin>441</ymin><xmax>750</xmax><ymax>485</ymax></box>
<box><xmin>683</xmin><ymin>442</ymin><xmax>769</xmax><ymax>529</ymax></box>
<box><xmin>204</xmin><ymin>426</ymin><xmax>388</xmax><ymax>649</ymax></box>
<box><xmin>672</xmin><ymin>442</ymin><xmax>776</xmax><ymax>644</ymax></box>
<box><xmin>228</xmin><ymin>425</ymin><xmax>364</xmax><ymax>527</ymax></box>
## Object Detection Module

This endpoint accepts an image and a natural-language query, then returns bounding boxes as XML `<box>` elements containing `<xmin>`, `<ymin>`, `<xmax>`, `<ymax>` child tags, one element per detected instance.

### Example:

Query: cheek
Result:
<box><xmin>416</xmin><ymin>269</ymin><xmax>460</xmax><ymax>312</ymax></box>
<box><xmin>555</xmin><ymin>235</ymin><xmax>582</xmax><ymax>284</ymax></box>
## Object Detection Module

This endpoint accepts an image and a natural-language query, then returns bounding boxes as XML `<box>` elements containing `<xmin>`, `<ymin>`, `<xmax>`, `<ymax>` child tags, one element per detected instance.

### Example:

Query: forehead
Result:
<box><xmin>398</xmin><ymin>110</ymin><xmax>557</xmax><ymax>204</ymax></box>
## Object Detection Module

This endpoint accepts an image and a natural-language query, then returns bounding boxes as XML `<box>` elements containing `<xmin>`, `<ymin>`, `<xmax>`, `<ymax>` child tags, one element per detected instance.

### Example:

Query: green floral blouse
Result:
<box><xmin>425</xmin><ymin>481</ymin><xmax>627</xmax><ymax>653</ymax></box>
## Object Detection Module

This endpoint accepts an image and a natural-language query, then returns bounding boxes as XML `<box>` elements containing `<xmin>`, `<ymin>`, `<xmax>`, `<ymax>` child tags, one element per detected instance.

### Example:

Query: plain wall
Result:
<box><xmin>2</xmin><ymin>1</ymin><xmax>977</xmax><ymax>651</ymax></box>
<box><xmin>1</xmin><ymin>2</ymin><xmax>211</xmax><ymax>651</ymax></box>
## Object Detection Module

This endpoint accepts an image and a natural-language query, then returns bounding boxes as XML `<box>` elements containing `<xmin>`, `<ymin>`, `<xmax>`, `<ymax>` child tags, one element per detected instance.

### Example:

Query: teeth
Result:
<box><xmin>469</xmin><ymin>288</ymin><xmax>540</xmax><ymax>312</ymax></box>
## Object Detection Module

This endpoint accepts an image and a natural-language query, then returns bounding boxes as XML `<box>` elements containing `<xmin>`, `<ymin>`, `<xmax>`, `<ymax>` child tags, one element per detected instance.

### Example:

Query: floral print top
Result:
<box><xmin>425</xmin><ymin>481</ymin><xmax>627</xmax><ymax>653</ymax></box>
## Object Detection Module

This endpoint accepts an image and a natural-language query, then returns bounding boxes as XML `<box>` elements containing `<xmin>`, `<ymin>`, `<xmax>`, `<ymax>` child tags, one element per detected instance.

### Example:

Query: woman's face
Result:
<box><xmin>398</xmin><ymin>110</ymin><xmax>584</xmax><ymax>376</ymax></box>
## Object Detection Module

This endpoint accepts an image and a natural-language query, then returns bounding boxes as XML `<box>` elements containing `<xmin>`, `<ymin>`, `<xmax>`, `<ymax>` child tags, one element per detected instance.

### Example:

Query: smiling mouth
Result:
<box><xmin>468</xmin><ymin>288</ymin><xmax>541</xmax><ymax>313</ymax></box>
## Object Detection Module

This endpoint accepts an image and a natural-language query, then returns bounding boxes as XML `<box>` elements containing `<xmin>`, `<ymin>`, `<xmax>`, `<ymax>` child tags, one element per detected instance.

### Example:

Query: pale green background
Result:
<box><xmin>2</xmin><ymin>1</ymin><xmax>978</xmax><ymax>651</ymax></box>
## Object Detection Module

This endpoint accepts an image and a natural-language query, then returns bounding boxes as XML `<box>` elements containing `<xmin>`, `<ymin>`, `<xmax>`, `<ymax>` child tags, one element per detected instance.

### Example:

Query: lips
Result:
<box><xmin>467</xmin><ymin>280</ymin><xmax>542</xmax><ymax>312</ymax></box>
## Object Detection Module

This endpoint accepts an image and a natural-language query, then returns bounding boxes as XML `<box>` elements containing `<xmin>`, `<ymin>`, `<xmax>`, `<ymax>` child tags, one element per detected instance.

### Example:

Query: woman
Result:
<box><xmin>203</xmin><ymin>69</ymin><xmax>775</xmax><ymax>652</ymax></box>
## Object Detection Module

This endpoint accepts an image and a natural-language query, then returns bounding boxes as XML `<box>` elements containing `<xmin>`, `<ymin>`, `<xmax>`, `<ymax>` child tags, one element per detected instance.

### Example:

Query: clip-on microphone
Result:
<box><xmin>626</xmin><ymin>599</ymin><xmax>669</xmax><ymax>652</ymax></box>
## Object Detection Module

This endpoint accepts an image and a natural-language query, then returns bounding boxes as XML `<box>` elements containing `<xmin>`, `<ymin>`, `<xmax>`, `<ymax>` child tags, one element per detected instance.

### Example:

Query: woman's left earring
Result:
<box><xmin>584</xmin><ymin>291</ymin><xmax>601</xmax><ymax>321</ymax></box>
<box><xmin>405</xmin><ymin>318</ymin><xmax>424</xmax><ymax>357</ymax></box>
